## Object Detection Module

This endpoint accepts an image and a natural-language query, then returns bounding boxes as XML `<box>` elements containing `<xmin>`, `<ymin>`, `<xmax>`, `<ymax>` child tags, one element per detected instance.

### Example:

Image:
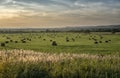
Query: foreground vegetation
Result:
<box><xmin>0</xmin><ymin>50</ymin><xmax>120</xmax><ymax>78</ymax></box>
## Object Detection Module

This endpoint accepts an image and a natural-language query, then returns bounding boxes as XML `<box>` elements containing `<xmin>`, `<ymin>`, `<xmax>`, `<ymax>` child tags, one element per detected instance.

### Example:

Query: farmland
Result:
<box><xmin>0</xmin><ymin>32</ymin><xmax>120</xmax><ymax>78</ymax></box>
<box><xmin>0</xmin><ymin>32</ymin><xmax>120</xmax><ymax>54</ymax></box>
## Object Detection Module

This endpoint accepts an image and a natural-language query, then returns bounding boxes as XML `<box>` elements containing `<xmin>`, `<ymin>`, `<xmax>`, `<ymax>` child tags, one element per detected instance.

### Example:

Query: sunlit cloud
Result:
<box><xmin>0</xmin><ymin>0</ymin><xmax>120</xmax><ymax>27</ymax></box>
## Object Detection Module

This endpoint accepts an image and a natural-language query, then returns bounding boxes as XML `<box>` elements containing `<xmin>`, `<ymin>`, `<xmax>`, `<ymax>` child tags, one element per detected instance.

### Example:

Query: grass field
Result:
<box><xmin>0</xmin><ymin>32</ymin><xmax>120</xmax><ymax>78</ymax></box>
<box><xmin>0</xmin><ymin>32</ymin><xmax>120</xmax><ymax>54</ymax></box>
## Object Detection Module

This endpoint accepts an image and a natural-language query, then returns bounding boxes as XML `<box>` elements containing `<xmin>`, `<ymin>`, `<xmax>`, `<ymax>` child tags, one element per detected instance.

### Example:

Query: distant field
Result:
<box><xmin>0</xmin><ymin>32</ymin><xmax>119</xmax><ymax>54</ymax></box>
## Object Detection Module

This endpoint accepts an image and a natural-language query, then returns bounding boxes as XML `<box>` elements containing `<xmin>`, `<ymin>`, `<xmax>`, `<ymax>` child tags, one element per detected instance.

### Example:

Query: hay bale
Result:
<box><xmin>50</xmin><ymin>40</ymin><xmax>52</xmax><ymax>42</ymax></box>
<box><xmin>10</xmin><ymin>40</ymin><xmax>13</xmax><ymax>42</ymax></box>
<box><xmin>52</xmin><ymin>41</ymin><xmax>57</xmax><ymax>46</ymax></box>
<box><xmin>15</xmin><ymin>41</ymin><xmax>18</xmax><ymax>43</ymax></box>
<box><xmin>99</xmin><ymin>41</ymin><xmax>102</xmax><ymax>43</ymax></box>
<box><xmin>105</xmin><ymin>41</ymin><xmax>109</xmax><ymax>43</ymax></box>
<box><xmin>43</xmin><ymin>39</ymin><xmax>46</xmax><ymax>41</ymax></box>
<box><xmin>66</xmin><ymin>39</ymin><xmax>69</xmax><ymax>42</ymax></box>
<box><xmin>29</xmin><ymin>39</ymin><xmax>31</xmax><ymax>41</ymax></box>
<box><xmin>1</xmin><ymin>43</ymin><xmax>5</xmax><ymax>47</ymax></box>
<box><xmin>94</xmin><ymin>42</ymin><xmax>98</xmax><ymax>44</ymax></box>
<box><xmin>108</xmin><ymin>40</ymin><xmax>111</xmax><ymax>41</ymax></box>
<box><xmin>5</xmin><ymin>41</ymin><xmax>9</xmax><ymax>43</ymax></box>
<box><xmin>72</xmin><ymin>38</ymin><xmax>75</xmax><ymax>42</ymax></box>
<box><xmin>89</xmin><ymin>38</ymin><xmax>91</xmax><ymax>40</ymax></box>
<box><xmin>21</xmin><ymin>40</ymin><xmax>26</xmax><ymax>43</ymax></box>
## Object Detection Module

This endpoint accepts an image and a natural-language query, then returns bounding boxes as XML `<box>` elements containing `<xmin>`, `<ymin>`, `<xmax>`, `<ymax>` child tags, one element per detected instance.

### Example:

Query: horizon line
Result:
<box><xmin>0</xmin><ymin>24</ymin><xmax>119</xmax><ymax>29</ymax></box>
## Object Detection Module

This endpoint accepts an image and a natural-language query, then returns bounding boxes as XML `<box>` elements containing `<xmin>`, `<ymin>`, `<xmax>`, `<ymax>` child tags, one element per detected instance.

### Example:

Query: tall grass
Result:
<box><xmin>0</xmin><ymin>50</ymin><xmax>120</xmax><ymax>78</ymax></box>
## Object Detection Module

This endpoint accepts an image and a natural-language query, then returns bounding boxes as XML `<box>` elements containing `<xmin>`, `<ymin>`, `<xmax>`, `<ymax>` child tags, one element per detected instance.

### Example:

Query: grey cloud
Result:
<box><xmin>0</xmin><ymin>0</ymin><xmax>120</xmax><ymax>25</ymax></box>
<box><xmin>2</xmin><ymin>0</ymin><xmax>120</xmax><ymax>13</ymax></box>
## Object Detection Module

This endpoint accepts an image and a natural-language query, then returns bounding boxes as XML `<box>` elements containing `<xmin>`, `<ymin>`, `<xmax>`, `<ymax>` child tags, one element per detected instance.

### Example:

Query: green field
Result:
<box><xmin>0</xmin><ymin>32</ymin><xmax>120</xmax><ymax>78</ymax></box>
<box><xmin>0</xmin><ymin>32</ymin><xmax>120</xmax><ymax>54</ymax></box>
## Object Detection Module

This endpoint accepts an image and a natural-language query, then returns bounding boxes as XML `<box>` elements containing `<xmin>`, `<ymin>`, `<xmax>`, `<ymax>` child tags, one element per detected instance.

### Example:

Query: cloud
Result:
<box><xmin>0</xmin><ymin>0</ymin><xmax>120</xmax><ymax>27</ymax></box>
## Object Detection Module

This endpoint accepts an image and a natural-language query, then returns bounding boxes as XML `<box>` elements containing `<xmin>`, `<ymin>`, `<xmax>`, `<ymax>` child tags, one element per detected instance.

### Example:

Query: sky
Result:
<box><xmin>0</xmin><ymin>0</ymin><xmax>120</xmax><ymax>28</ymax></box>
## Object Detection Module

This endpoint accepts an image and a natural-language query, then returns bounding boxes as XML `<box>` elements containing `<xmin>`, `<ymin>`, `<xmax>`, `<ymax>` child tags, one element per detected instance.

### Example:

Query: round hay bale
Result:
<box><xmin>105</xmin><ymin>41</ymin><xmax>109</xmax><ymax>43</ymax></box>
<box><xmin>94</xmin><ymin>41</ymin><xmax>98</xmax><ymax>44</ymax></box>
<box><xmin>5</xmin><ymin>41</ymin><xmax>9</xmax><ymax>43</ymax></box>
<box><xmin>52</xmin><ymin>41</ymin><xmax>57</xmax><ymax>46</ymax></box>
<box><xmin>99</xmin><ymin>41</ymin><xmax>102</xmax><ymax>43</ymax></box>
<box><xmin>22</xmin><ymin>40</ymin><xmax>26</xmax><ymax>43</ymax></box>
<box><xmin>1</xmin><ymin>43</ymin><xmax>5</xmax><ymax>47</ymax></box>
<box><xmin>15</xmin><ymin>41</ymin><xmax>18</xmax><ymax>43</ymax></box>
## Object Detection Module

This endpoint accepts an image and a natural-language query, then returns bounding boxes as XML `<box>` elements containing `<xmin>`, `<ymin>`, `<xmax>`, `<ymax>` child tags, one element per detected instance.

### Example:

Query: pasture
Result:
<box><xmin>0</xmin><ymin>32</ymin><xmax>120</xmax><ymax>78</ymax></box>
<box><xmin>0</xmin><ymin>32</ymin><xmax>120</xmax><ymax>54</ymax></box>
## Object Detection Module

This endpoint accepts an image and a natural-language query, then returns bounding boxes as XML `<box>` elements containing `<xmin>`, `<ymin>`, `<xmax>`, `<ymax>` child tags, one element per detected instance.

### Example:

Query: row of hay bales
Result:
<box><xmin>88</xmin><ymin>35</ymin><xmax>112</xmax><ymax>44</ymax></box>
<box><xmin>0</xmin><ymin>35</ymin><xmax>58</xmax><ymax>47</ymax></box>
<box><xmin>0</xmin><ymin>33</ymin><xmax>112</xmax><ymax>47</ymax></box>
<box><xmin>0</xmin><ymin>36</ymin><xmax>32</xmax><ymax>47</ymax></box>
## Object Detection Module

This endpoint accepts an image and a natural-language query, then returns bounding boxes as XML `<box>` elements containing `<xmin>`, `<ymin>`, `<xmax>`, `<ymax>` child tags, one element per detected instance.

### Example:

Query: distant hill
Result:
<box><xmin>0</xmin><ymin>25</ymin><xmax>120</xmax><ymax>33</ymax></box>
<box><xmin>59</xmin><ymin>25</ymin><xmax>120</xmax><ymax>32</ymax></box>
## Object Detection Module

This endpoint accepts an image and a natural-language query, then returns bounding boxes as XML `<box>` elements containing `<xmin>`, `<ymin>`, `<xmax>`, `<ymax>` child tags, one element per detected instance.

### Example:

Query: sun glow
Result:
<box><xmin>0</xmin><ymin>0</ymin><xmax>120</xmax><ymax>27</ymax></box>
<box><xmin>0</xmin><ymin>8</ymin><xmax>21</xmax><ymax>19</ymax></box>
